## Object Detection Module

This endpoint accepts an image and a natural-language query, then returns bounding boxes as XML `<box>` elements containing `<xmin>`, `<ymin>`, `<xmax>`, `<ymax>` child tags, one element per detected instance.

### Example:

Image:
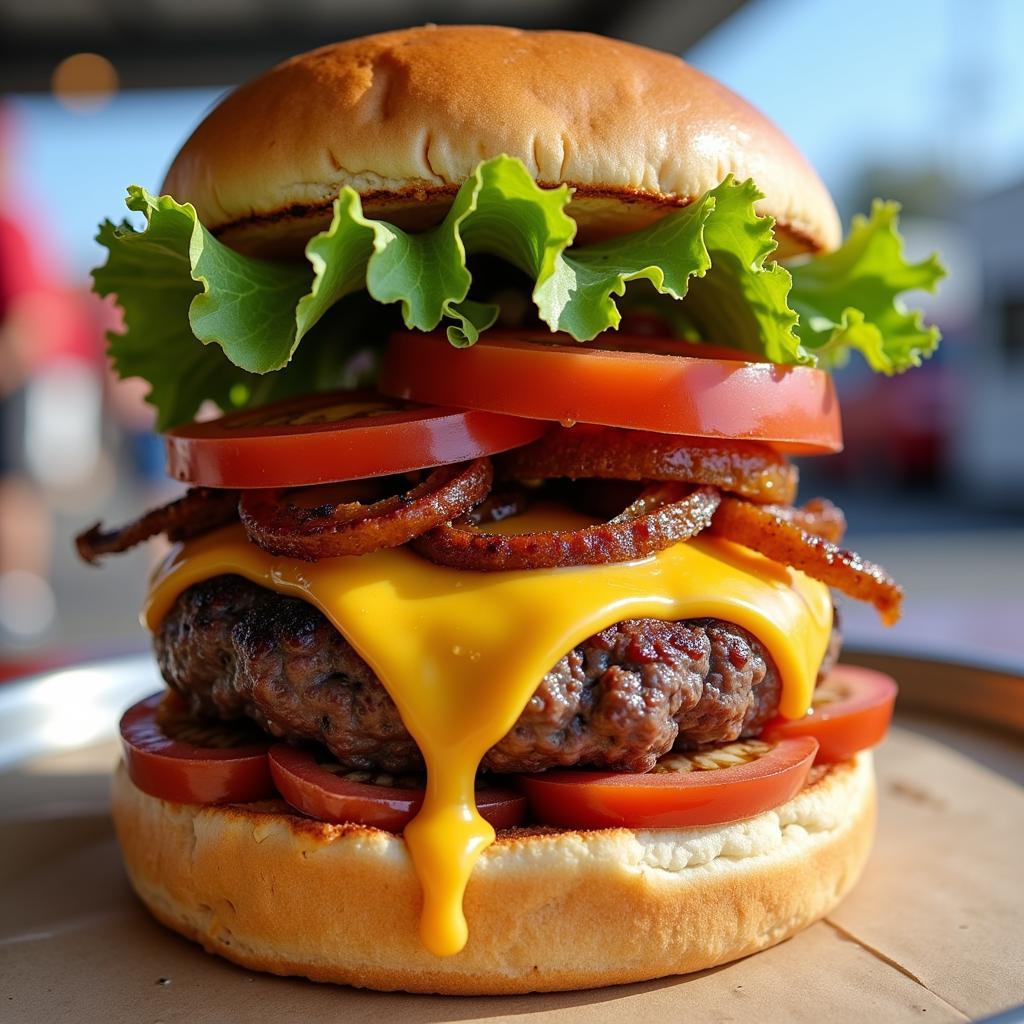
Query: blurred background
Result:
<box><xmin>0</xmin><ymin>0</ymin><xmax>1021</xmax><ymax>672</ymax></box>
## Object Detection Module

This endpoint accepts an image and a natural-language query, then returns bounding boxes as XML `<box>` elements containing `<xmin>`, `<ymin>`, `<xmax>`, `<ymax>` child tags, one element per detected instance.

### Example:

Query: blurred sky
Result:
<box><xmin>5</xmin><ymin>0</ymin><xmax>1024</xmax><ymax>276</ymax></box>
<box><xmin>686</xmin><ymin>0</ymin><xmax>1024</xmax><ymax>209</ymax></box>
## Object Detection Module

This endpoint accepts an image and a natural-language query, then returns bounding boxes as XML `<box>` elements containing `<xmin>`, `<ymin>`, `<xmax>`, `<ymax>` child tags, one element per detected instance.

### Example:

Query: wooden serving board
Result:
<box><xmin>1</xmin><ymin>653</ymin><xmax>1022</xmax><ymax>1022</ymax></box>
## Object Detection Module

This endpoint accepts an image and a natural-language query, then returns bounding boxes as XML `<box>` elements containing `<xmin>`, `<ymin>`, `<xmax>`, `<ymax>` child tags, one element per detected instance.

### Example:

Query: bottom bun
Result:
<box><xmin>111</xmin><ymin>753</ymin><xmax>875</xmax><ymax>995</ymax></box>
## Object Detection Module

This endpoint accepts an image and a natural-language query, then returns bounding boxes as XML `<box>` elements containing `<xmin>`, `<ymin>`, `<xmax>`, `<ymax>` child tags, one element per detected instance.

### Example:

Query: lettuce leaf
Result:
<box><xmin>787</xmin><ymin>200</ymin><xmax>945</xmax><ymax>373</ymax></box>
<box><xmin>675</xmin><ymin>178</ymin><xmax>804</xmax><ymax>364</ymax></box>
<box><xmin>535</xmin><ymin>190</ymin><xmax>715</xmax><ymax>340</ymax></box>
<box><xmin>94</xmin><ymin>157</ymin><xmax>576</xmax><ymax>425</ymax></box>
<box><xmin>93</xmin><ymin>198</ymin><xmax>248</xmax><ymax>428</ymax></box>
<box><xmin>93</xmin><ymin>156</ymin><xmax>944</xmax><ymax>427</ymax></box>
<box><xmin>92</xmin><ymin>191</ymin><xmax>388</xmax><ymax>427</ymax></box>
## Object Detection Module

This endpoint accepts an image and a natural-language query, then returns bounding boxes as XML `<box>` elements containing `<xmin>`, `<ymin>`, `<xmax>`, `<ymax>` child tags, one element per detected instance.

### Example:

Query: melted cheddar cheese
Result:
<box><xmin>144</xmin><ymin>505</ymin><xmax>832</xmax><ymax>957</ymax></box>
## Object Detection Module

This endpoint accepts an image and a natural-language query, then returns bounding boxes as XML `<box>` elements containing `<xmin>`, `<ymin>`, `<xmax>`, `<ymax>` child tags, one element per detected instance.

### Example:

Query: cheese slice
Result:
<box><xmin>144</xmin><ymin>506</ymin><xmax>832</xmax><ymax>957</ymax></box>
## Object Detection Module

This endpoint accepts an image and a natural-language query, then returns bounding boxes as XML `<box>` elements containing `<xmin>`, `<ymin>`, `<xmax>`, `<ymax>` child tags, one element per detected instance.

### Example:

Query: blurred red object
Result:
<box><xmin>0</xmin><ymin>652</ymin><xmax>71</xmax><ymax>683</ymax></box>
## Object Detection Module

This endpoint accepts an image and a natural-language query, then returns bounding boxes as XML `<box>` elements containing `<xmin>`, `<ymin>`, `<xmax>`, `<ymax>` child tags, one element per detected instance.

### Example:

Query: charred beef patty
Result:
<box><xmin>156</xmin><ymin>575</ymin><xmax>839</xmax><ymax>774</ymax></box>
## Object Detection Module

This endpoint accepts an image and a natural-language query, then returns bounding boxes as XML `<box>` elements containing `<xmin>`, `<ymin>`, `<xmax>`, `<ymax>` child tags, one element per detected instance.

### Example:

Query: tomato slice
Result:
<box><xmin>762</xmin><ymin>664</ymin><xmax>897</xmax><ymax>764</ymax></box>
<box><xmin>120</xmin><ymin>693</ymin><xmax>274</xmax><ymax>804</ymax></box>
<box><xmin>519</xmin><ymin>736</ymin><xmax>818</xmax><ymax>829</ymax></box>
<box><xmin>165</xmin><ymin>388</ymin><xmax>546</xmax><ymax>488</ymax></box>
<box><xmin>380</xmin><ymin>332</ymin><xmax>843</xmax><ymax>454</ymax></box>
<box><xmin>268</xmin><ymin>745</ymin><xmax>527</xmax><ymax>833</ymax></box>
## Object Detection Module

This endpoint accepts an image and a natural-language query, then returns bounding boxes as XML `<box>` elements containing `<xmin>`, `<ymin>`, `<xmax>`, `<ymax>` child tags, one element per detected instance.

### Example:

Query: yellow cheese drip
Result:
<box><xmin>143</xmin><ymin>507</ymin><xmax>832</xmax><ymax>957</ymax></box>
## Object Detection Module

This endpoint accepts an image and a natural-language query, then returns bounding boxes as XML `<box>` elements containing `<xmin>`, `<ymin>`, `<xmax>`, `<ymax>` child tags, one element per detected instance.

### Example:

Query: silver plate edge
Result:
<box><xmin>0</xmin><ymin>653</ymin><xmax>161</xmax><ymax>771</ymax></box>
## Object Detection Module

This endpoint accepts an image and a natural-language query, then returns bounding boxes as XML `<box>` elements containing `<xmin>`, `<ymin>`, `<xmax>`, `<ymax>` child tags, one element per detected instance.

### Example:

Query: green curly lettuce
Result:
<box><xmin>92</xmin><ymin>155</ymin><xmax>945</xmax><ymax>427</ymax></box>
<box><xmin>787</xmin><ymin>200</ymin><xmax>945</xmax><ymax>372</ymax></box>
<box><xmin>675</xmin><ymin>178</ymin><xmax>802</xmax><ymax>364</ymax></box>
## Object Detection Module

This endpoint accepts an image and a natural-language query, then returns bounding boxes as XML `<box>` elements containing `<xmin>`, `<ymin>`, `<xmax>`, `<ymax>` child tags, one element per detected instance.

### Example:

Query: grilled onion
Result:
<box><xmin>239</xmin><ymin>458</ymin><xmax>493</xmax><ymax>560</ymax></box>
<box><xmin>413</xmin><ymin>483</ymin><xmax>720</xmax><ymax>571</ymax></box>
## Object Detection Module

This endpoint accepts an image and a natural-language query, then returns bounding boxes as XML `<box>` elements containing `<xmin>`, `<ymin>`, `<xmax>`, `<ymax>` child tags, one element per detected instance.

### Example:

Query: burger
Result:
<box><xmin>77</xmin><ymin>26</ymin><xmax>944</xmax><ymax>994</ymax></box>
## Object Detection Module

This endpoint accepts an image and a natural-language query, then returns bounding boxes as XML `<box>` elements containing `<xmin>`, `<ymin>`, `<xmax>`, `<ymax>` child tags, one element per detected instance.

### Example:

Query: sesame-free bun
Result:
<box><xmin>111</xmin><ymin>752</ymin><xmax>875</xmax><ymax>995</ymax></box>
<box><xmin>162</xmin><ymin>26</ymin><xmax>840</xmax><ymax>260</ymax></box>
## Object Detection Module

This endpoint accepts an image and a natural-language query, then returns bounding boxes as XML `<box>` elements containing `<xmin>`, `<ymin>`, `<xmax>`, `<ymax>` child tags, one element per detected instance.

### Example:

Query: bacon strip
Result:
<box><xmin>755</xmin><ymin>496</ymin><xmax>847</xmax><ymax>544</ymax></box>
<box><xmin>75</xmin><ymin>488</ymin><xmax>240</xmax><ymax>564</ymax></box>
<box><xmin>499</xmin><ymin>426</ymin><xmax>798</xmax><ymax>505</ymax></box>
<box><xmin>711</xmin><ymin>496</ymin><xmax>902</xmax><ymax>624</ymax></box>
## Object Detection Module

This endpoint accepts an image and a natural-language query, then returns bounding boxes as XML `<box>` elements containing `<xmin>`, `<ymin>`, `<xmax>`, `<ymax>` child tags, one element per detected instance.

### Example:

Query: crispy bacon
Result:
<box><xmin>754</xmin><ymin>497</ymin><xmax>847</xmax><ymax>544</ymax></box>
<box><xmin>711</xmin><ymin>496</ymin><xmax>902</xmax><ymax>624</ymax></box>
<box><xmin>499</xmin><ymin>426</ymin><xmax>798</xmax><ymax>505</ymax></box>
<box><xmin>75</xmin><ymin>488</ymin><xmax>240</xmax><ymax>564</ymax></box>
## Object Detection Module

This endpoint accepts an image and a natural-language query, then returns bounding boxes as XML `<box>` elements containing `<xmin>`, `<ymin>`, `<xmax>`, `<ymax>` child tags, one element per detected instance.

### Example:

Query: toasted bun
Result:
<box><xmin>112</xmin><ymin>752</ymin><xmax>875</xmax><ymax>995</ymax></box>
<box><xmin>162</xmin><ymin>26</ymin><xmax>840</xmax><ymax>259</ymax></box>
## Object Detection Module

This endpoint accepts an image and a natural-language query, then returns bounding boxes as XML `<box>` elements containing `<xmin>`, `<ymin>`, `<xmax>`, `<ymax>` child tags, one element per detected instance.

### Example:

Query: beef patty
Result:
<box><xmin>156</xmin><ymin>575</ymin><xmax>840</xmax><ymax>774</ymax></box>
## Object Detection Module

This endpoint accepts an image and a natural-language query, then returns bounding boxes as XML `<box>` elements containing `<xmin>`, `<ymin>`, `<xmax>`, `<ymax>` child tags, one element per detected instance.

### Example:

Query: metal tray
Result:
<box><xmin>845</xmin><ymin>647</ymin><xmax>1024</xmax><ymax>736</ymax></box>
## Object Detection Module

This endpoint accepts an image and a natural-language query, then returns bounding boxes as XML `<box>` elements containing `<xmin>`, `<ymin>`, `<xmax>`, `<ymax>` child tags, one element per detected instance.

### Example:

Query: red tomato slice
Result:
<box><xmin>520</xmin><ymin>736</ymin><xmax>818</xmax><ymax>829</ymax></box>
<box><xmin>268</xmin><ymin>745</ymin><xmax>527</xmax><ymax>833</ymax></box>
<box><xmin>165</xmin><ymin>388</ymin><xmax>546</xmax><ymax>488</ymax></box>
<box><xmin>120</xmin><ymin>693</ymin><xmax>274</xmax><ymax>804</ymax></box>
<box><xmin>380</xmin><ymin>332</ymin><xmax>843</xmax><ymax>454</ymax></box>
<box><xmin>762</xmin><ymin>664</ymin><xmax>897</xmax><ymax>764</ymax></box>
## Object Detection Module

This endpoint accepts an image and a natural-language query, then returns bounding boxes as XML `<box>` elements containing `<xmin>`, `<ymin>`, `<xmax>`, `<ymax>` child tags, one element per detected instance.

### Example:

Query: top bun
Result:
<box><xmin>163</xmin><ymin>25</ymin><xmax>840</xmax><ymax>259</ymax></box>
